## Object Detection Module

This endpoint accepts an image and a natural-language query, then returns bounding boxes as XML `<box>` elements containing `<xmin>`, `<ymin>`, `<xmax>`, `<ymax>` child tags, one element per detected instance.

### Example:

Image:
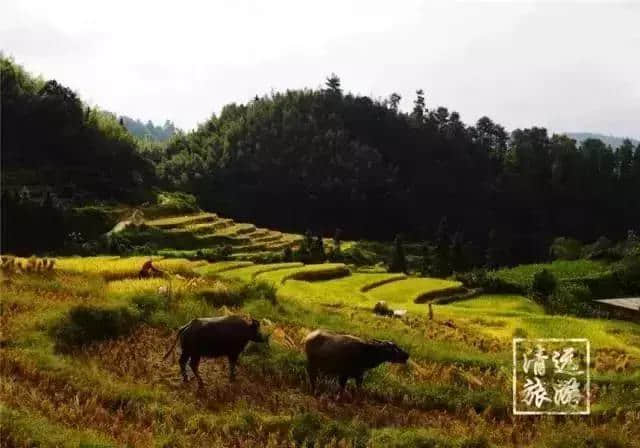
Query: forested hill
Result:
<box><xmin>153</xmin><ymin>76</ymin><xmax>640</xmax><ymax>261</ymax></box>
<box><xmin>0</xmin><ymin>57</ymin><xmax>154</xmax><ymax>202</ymax></box>
<box><xmin>2</xmin><ymin>58</ymin><xmax>640</xmax><ymax>263</ymax></box>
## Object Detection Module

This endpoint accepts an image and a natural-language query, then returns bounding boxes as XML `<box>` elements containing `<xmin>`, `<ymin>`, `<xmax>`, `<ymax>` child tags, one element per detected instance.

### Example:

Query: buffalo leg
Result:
<box><xmin>179</xmin><ymin>352</ymin><xmax>190</xmax><ymax>382</ymax></box>
<box><xmin>307</xmin><ymin>364</ymin><xmax>318</xmax><ymax>394</ymax></box>
<box><xmin>189</xmin><ymin>355</ymin><xmax>204</xmax><ymax>388</ymax></box>
<box><xmin>228</xmin><ymin>355</ymin><xmax>238</xmax><ymax>382</ymax></box>
<box><xmin>355</xmin><ymin>374</ymin><xmax>364</xmax><ymax>389</ymax></box>
<box><xmin>335</xmin><ymin>375</ymin><xmax>349</xmax><ymax>401</ymax></box>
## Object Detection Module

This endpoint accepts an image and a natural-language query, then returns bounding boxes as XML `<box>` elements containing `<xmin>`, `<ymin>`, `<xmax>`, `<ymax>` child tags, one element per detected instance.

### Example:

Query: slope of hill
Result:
<box><xmin>2</xmin><ymin>254</ymin><xmax>638</xmax><ymax>447</ymax></box>
<box><xmin>142</xmin><ymin>211</ymin><xmax>305</xmax><ymax>261</ymax></box>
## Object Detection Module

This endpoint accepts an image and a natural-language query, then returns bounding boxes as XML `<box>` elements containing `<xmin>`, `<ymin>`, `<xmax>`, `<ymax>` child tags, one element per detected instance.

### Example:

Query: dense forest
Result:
<box><xmin>0</xmin><ymin>57</ymin><xmax>155</xmax><ymax>201</ymax></box>
<box><xmin>152</xmin><ymin>76</ymin><xmax>640</xmax><ymax>262</ymax></box>
<box><xmin>2</xmin><ymin>58</ymin><xmax>640</xmax><ymax>263</ymax></box>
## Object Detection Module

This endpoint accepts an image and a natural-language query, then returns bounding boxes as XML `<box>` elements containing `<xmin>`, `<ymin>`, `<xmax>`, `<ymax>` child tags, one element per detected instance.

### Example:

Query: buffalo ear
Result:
<box><xmin>251</xmin><ymin>318</ymin><xmax>260</xmax><ymax>328</ymax></box>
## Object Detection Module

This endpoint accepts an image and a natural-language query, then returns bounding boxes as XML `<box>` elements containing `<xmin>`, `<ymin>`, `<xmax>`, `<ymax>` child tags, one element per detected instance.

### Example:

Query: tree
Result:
<box><xmin>411</xmin><ymin>89</ymin><xmax>425</xmax><ymax>123</ymax></box>
<box><xmin>532</xmin><ymin>269</ymin><xmax>557</xmax><ymax>299</ymax></box>
<box><xmin>431</xmin><ymin>217</ymin><xmax>451</xmax><ymax>277</ymax></box>
<box><xmin>388</xmin><ymin>93</ymin><xmax>401</xmax><ymax>112</ymax></box>
<box><xmin>388</xmin><ymin>234</ymin><xmax>407</xmax><ymax>273</ymax></box>
<box><xmin>325</xmin><ymin>73</ymin><xmax>342</xmax><ymax>95</ymax></box>
<box><xmin>617</xmin><ymin>139</ymin><xmax>634</xmax><ymax>181</ymax></box>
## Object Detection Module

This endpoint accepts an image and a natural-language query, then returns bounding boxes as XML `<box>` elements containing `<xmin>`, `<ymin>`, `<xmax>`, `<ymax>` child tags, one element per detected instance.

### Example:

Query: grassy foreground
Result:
<box><xmin>1</xmin><ymin>256</ymin><xmax>639</xmax><ymax>447</ymax></box>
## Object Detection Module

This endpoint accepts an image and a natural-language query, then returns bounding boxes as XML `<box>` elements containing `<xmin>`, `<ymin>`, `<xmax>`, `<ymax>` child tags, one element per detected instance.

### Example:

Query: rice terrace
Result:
<box><xmin>2</xmin><ymin>6</ymin><xmax>640</xmax><ymax>446</ymax></box>
<box><xmin>1</xmin><ymin>205</ymin><xmax>639</xmax><ymax>447</ymax></box>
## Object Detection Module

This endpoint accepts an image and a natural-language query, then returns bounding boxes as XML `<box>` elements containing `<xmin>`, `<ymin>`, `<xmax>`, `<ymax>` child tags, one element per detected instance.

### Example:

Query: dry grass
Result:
<box><xmin>56</xmin><ymin>256</ymin><xmax>200</xmax><ymax>281</ymax></box>
<box><xmin>1</xmin><ymin>257</ymin><xmax>639</xmax><ymax>447</ymax></box>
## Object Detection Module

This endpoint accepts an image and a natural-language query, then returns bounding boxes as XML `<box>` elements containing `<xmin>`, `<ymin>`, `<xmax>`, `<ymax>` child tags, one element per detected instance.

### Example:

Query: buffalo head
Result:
<box><xmin>373</xmin><ymin>339</ymin><xmax>409</xmax><ymax>364</ymax></box>
<box><xmin>249</xmin><ymin>318</ymin><xmax>269</xmax><ymax>344</ymax></box>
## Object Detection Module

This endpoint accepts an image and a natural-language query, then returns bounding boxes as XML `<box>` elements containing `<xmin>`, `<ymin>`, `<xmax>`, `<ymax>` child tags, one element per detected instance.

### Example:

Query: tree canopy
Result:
<box><xmin>1</xmin><ymin>56</ymin><xmax>154</xmax><ymax>202</ymax></box>
<box><xmin>152</xmin><ymin>76</ymin><xmax>640</xmax><ymax>262</ymax></box>
<box><xmin>3</xmin><ymin>61</ymin><xmax>639</xmax><ymax>264</ymax></box>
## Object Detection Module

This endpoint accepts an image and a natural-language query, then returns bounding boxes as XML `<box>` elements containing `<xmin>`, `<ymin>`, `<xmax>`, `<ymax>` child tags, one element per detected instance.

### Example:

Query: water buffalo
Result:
<box><xmin>163</xmin><ymin>315</ymin><xmax>268</xmax><ymax>387</ymax></box>
<box><xmin>303</xmin><ymin>329</ymin><xmax>409</xmax><ymax>393</ymax></box>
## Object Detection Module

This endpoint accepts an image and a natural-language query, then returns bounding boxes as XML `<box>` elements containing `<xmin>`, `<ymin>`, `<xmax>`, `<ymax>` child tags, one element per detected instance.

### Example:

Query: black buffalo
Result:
<box><xmin>163</xmin><ymin>315</ymin><xmax>268</xmax><ymax>387</ymax></box>
<box><xmin>303</xmin><ymin>329</ymin><xmax>409</xmax><ymax>393</ymax></box>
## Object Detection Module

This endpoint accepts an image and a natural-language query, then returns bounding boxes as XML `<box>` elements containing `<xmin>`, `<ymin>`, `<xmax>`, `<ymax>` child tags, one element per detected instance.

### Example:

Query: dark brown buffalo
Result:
<box><xmin>303</xmin><ymin>329</ymin><xmax>409</xmax><ymax>393</ymax></box>
<box><xmin>163</xmin><ymin>315</ymin><xmax>267</xmax><ymax>387</ymax></box>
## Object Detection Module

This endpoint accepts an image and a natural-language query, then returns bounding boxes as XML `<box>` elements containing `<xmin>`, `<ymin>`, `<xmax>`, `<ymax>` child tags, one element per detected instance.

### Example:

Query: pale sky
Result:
<box><xmin>2</xmin><ymin>0</ymin><xmax>639</xmax><ymax>138</ymax></box>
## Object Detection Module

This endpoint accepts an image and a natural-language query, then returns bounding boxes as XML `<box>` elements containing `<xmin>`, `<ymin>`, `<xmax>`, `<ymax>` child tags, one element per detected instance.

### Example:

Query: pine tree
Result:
<box><xmin>325</xmin><ymin>73</ymin><xmax>342</xmax><ymax>95</ymax></box>
<box><xmin>411</xmin><ymin>89</ymin><xmax>426</xmax><ymax>122</ymax></box>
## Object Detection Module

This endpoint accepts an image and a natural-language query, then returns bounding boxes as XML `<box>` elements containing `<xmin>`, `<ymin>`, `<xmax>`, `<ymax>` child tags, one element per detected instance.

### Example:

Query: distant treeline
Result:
<box><xmin>120</xmin><ymin>116</ymin><xmax>178</xmax><ymax>142</ymax></box>
<box><xmin>2</xmin><ymin>58</ymin><xmax>640</xmax><ymax>264</ymax></box>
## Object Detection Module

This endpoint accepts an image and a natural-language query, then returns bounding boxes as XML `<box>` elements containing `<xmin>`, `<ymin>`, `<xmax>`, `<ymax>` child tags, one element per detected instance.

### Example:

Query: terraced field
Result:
<box><xmin>2</xmin><ymin>256</ymin><xmax>639</xmax><ymax>447</ymax></box>
<box><xmin>145</xmin><ymin>212</ymin><xmax>305</xmax><ymax>260</ymax></box>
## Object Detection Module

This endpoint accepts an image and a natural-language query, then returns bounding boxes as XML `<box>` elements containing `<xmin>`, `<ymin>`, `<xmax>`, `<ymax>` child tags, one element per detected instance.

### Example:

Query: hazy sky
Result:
<box><xmin>2</xmin><ymin>0</ymin><xmax>639</xmax><ymax>138</ymax></box>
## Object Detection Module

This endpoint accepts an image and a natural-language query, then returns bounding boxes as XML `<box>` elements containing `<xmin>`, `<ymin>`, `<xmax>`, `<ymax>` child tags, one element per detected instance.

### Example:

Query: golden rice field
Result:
<box><xmin>1</xmin><ymin>256</ymin><xmax>639</xmax><ymax>447</ymax></box>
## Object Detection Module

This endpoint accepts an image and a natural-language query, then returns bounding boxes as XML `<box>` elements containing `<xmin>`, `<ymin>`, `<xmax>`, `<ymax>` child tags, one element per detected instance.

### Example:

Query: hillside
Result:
<box><xmin>1</xmin><ymin>254</ymin><xmax>638</xmax><ymax>447</ymax></box>
<box><xmin>4</xmin><ymin>58</ymin><xmax>640</xmax><ymax>267</ymax></box>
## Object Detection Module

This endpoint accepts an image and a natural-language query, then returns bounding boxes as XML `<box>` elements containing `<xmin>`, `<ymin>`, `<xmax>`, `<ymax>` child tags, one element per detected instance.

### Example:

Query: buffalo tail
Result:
<box><xmin>162</xmin><ymin>321</ymin><xmax>192</xmax><ymax>361</ymax></box>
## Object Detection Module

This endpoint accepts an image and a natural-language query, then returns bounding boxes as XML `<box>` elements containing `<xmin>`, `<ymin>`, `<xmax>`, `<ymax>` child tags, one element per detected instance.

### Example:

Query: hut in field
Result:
<box><xmin>593</xmin><ymin>298</ymin><xmax>640</xmax><ymax>321</ymax></box>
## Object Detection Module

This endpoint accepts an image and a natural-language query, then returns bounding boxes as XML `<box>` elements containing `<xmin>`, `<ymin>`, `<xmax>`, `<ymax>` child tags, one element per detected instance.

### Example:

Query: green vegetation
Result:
<box><xmin>368</xmin><ymin>277</ymin><xmax>463</xmax><ymax>304</ymax></box>
<box><xmin>1</xmin><ymin>255</ymin><xmax>639</xmax><ymax>446</ymax></box>
<box><xmin>491</xmin><ymin>260</ymin><xmax>610</xmax><ymax>290</ymax></box>
<box><xmin>2</xmin><ymin>58</ymin><xmax>640</xmax><ymax>447</ymax></box>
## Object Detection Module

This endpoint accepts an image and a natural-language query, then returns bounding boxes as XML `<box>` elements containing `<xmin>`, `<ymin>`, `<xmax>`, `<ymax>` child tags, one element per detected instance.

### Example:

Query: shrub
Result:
<box><xmin>195</xmin><ymin>245</ymin><xmax>233</xmax><ymax>262</ymax></box>
<box><xmin>197</xmin><ymin>282</ymin><xmax>243</xmax><ymax>307</ymax></box>
<box><xmin>131</xmin><ymin>293</ymin><xmax>168</xmax><ymax>318</ymax></box>
<box><xmin>454</xmin><ymin>268</ymin><xmax>487</xmax><ymax>288</ymax></box>
<box><xmin>612</xmin><ymin>255</ymin><xmax>640</xmax><ymax>294</ymax></box>
<box><xmin>531</xmin><ymin>269</ymin><xmax>557</xmax><ymax>298</ymax></box>
<box><xmin>198</xmin><ymin>280</ymin><xmax>277</xmax><ymax>307</ymax></box>
<box><xmin>52</xmin><ymin>305</ymin><xmax>140</xmax><ymax>350</ymax></box>
<box><xmin>152</xmin><ymin>191</ymin><xmax>199</xmax><ymax>216</ymax></box>
<box><xmin>240</xmin><ymin>280</ymin><xmax>277</xmax><ymax>304</ymax></box>
<box><xmin>547</xmin><ymin>284</ymin><xmax>594</xmax><ymax>316</ymax></box>
<box><xmin>550</xmin><ymin>237</ymin><xmax>583</xmax><ymax>260</ymax></box>
<box><xmin>581</xmin><ymin>236</ymin><xmax>613</xmax><ymax>259</ymax></box>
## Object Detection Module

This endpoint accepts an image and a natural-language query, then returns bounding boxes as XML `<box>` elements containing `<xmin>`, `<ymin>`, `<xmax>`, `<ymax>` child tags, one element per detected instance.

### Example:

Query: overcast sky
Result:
<box><xmin>2</xmin><ymin>0</ymin><xmax>639</xmax><ymax>138</ymax></box>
